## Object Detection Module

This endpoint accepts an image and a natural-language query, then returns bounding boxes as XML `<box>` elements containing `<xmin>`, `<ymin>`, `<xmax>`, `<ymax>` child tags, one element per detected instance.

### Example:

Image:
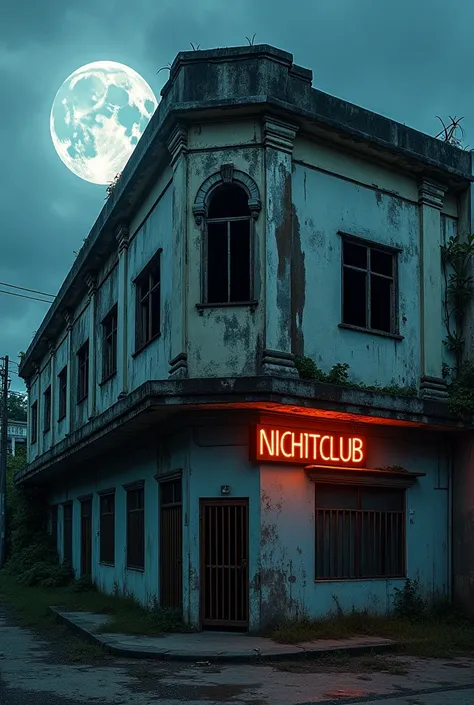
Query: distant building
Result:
<box><xmin>7</xmin><ymin>420</ymin><xmax>27</xmax><ymax>456</ymax></box>
<box><xmin>16</xmin><ymin>44</ymin><xmax>474</xmax><ymax>630</ymax></box>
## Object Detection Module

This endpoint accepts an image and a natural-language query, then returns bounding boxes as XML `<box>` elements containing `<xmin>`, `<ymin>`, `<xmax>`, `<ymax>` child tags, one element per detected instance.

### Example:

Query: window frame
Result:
<box><xmin>57</xmin><ymin>366</ymin><xmax>67</xmax><ymax>421</ymax></box>
<box><xmin>62</xmin><ymin>501</ymin><xmax>73</xmax><ymax>565</ymax></box>
<box><xmin>314</xmin><ymin>483</ymin><xmax>406</xmax><ymax>582</ymax></box>
<box><xmin>99</xmin><ymin>490</ymin><xmax>115</xmax><ymax>566</ymax></box>
<box><xmin>200</xmin><ymin>186</ymin><xmax>255</xmax><ymax>309</ymax></box>
<box><xmin>125</xmin><ymin>482</ymin><xmax>145</xmax><ymax>570</ymax></box>
<box><xmin>338</xmin><ymin>232</ymin><xmax>402</xmax><ymax>340</ymax></box>
<box><xmin>133</xmin><ymin>251</ymin><xmax>162</xmax><ymax>356</ymax></box>
<box><xmin>76</xmin><ymin>340</ymin><xmax>89</xmax><ymax>404</ymax></box>
<box><xmin>43</xmin><ymin>385</ymin><xmax>51</xmax><ymax>433</ymax></box>
<box><xmin>101</xmin><ymin>304</ymin><xmax>118</xmax><ymax>383</ymax></box>
<box><xmin>30</xmin><ymin>401</ymin><xmax>38</xmax><ymax>444</ymax></box>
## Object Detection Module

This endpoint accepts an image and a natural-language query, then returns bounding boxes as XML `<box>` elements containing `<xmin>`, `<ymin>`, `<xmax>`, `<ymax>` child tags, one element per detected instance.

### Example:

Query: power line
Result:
<box><xmin>0</xmin><ymin>288</ymin><xmax>54</xmax><ymax>304</ymax></box>
<box><xmin>0</xmin><ymin>281</ymin><xmax>55</xmax><ymax>299</ymax></box>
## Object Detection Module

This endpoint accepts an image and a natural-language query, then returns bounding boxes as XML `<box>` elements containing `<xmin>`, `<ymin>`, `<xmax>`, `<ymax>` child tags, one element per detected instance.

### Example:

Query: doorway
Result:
<box><xmin>159</xmin><ymin>477</ymin><xmax>183</xmax><ymax>610</ymax></box>
<box><xmin>200</xmin><ymin>498</ymin><xmax>249</xmax><ymax>630</ymax></box>
<box><xmin>80</xmin><ymin>497</ymin><xmax>92</xmax><ymax>577</ymax></box>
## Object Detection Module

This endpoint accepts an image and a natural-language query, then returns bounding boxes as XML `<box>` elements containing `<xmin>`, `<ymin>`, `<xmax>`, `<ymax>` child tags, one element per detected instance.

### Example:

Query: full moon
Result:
<box><xmin>50</xmin><ymin>61</ymin><xmax>158</xmax><ymax>185</ymax></box>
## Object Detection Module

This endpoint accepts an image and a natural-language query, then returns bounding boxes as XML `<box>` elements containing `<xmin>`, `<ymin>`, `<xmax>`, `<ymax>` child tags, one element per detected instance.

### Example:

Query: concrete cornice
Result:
<box><xmin>14</xmin><ymin>375</ymin><xmax>470</xmax><ymax>485</ymax></box>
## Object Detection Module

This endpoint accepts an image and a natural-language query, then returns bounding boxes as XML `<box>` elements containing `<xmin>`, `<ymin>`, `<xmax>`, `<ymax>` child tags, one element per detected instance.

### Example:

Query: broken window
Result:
<box><xmin>205</xmin><ymin>184</ymin><xmax>252</xmax><ymax>304</ymax></box>
<box><xmin>77</xmin><ymin>340</ymin><xmax>89</xmax><ymax>403</ymax></box>
<box><xmin>101</xmin><ymin>304</ymin><xmax>117</xmax><ymax>381</ymax></box>
<box><xmin>43</xmin><ymin>386</ymin><xmax>51</xmax><ymax>432</ymax></box>
<box><xmin>135</xmin><ymin>252</ymin><xmax>161</xmax><ymax>352</ymax></box>
<box><xmin>315</xmin><ymin>484</ymin><xmax>405</xmax><ymax>580</ymax></box>
<box><xmin>58</xmin><ymin>366</ymin><xmax>67</xmax><ymax>420</ymax></box>
<box><xmin>30</xmin><ymin>401</ymin><xmax>38</xmax><ymax>444</ymax></box>
<box><xmin>342</xmin><ymin>238</ymin><xmax>397</xmax><ymax>334</ymax></box>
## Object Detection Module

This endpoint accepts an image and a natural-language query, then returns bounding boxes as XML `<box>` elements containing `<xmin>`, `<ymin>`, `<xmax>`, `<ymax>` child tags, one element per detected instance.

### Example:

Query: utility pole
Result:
<box><xmin>0</xmin><ymin>355</ymin><xmax>9</xmax><ymax>569</ymax></box>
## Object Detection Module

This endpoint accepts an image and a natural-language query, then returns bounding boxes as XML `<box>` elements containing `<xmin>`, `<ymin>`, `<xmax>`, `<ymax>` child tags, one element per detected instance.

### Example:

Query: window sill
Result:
<box><xmin>99</xmin><ymin>371</ymin><xmax>117</xmax><ymax>386</ymax></box>
<box><xmin>314</xmin><ymin>575</ymin><xmax>406</xmax><ymax>583</ymax></box>
<box><xmin>132</xmin><ymin>333</ymin><xmax>161</xmax><ymax>358</ymax></box>
<box><xmin>338</xmin><ymin>323</ymin><xmax>404</xmax><ymax>341</ymax></box>
<box><xmin>125</xmin><ymin>565</ymin><xmax>145</xmax><ymax>572</ymax></box>
<box><xmin>196</xmin><ymin>300</ymin><xmax>258</xmax><ymax>315</ymax></box>
<box><xmin>99</xmin><ymin>561</ymin><xmax>115</xmax><ymax>568</ymax></box>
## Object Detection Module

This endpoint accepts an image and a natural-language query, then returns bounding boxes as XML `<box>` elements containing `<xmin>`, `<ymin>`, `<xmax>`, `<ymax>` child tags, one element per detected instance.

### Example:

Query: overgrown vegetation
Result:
<box><xmin>267</xmin><ymin>579</ymin><xmax>474</xmax><ymax>658</ymax></box>
<box><xmin>441</xmin><ymin>232</ymin><xmax>474</xmax><ymax>417</ymax></box>
<box><xmin>294</xmin><ymin>357</ymin><xmax>417</xmax><ymax>398</ymax></box>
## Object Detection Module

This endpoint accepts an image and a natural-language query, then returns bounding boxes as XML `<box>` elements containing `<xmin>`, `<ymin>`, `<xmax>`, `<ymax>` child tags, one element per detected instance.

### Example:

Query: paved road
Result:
<box><xmin>0</xmin><ymin>607</ymin><xmax>473</xmax><ymax>704</ymax></box>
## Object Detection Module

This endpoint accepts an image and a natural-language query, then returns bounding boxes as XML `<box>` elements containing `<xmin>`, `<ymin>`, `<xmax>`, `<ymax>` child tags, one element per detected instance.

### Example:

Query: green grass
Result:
<box><xmin>267</xmin><ymin>610</ymin><xmax>474</xmax><ymax>658</ymax></box>
<box><xmin>0</xmin><ymin>571</ymin><xmax>190</xmax><ymax>637</ymax></box>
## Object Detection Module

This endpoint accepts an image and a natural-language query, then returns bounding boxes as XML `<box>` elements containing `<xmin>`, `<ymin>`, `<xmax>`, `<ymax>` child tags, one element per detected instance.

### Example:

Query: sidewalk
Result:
<box><xmin>51</xmin><ymin>607</ymin><xmax>395</xmax><ymax>663</ymax></box>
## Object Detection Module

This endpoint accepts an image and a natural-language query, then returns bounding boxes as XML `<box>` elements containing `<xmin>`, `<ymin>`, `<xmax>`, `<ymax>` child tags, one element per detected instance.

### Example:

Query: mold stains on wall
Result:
<box><xmin>274</xmin><ymin>164</ymin><xmax>293</xmax><ymax>351</ymax></box>
<box><xmin>291</xmin><ymin>206</ymin><xmax>306</xmax><ymax>357</ymax></box>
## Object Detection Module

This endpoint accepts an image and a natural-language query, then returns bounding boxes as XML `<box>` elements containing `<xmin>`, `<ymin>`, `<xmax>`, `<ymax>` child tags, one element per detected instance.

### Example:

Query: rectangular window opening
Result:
<box><xmin>77</xmin><ymin>341</ymin><xmax>89</xmax><ymax>403</ymax></box>
<box><xmin>58</xmin><ymin>366</ymin><xmax>67</xmax><ymax>421</ymax></box>
<box><xmin>43</xmin><ymin>386</ymin><xmax>51</xmax><ymax>432</ymax></box>
<box><xmin>342</xmin><ymin>238</ymin><xmax>397</xmax><ymax>335</ymax></box>
<box><xmin>30</xmin><ymin>401</ymin><xmax>38</xmax><ymax>444</ymax></box>
<box><xmin>100</xmin><ymin>493</ymin><xmax>115</xmax><ymax>565</ymax></box>
<box><xmin>315</xmin><ymin>484</ymin><xmax>405</xmax><ymax>580</ymax></box>
<box><xmin>126</xmin><ymin>486</ymin><xmax>144</xmax><ymax>569</ymax></box>
<box><xmin>101</xmin><ymin>305</ymin><xmax>118</xmax><ymax>381</ymax></box>
<box><xmin>135</xmin><ymin>253</ymin><xmax>161</xmax><ymax>351</ymax></box>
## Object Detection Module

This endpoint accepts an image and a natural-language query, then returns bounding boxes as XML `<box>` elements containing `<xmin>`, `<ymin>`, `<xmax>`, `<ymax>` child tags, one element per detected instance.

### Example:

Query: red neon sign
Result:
<box><xmin>253</xmin><ymin>424</ymin><xmax>366</xmax><ymax>467</ymax></box>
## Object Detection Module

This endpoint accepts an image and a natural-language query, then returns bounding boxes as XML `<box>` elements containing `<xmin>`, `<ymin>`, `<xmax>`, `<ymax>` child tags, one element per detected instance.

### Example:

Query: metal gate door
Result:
<box><xmin>160</xmin><ymin>478</ymin><xmax>182</xmax><ymax>610</ymax></box>
<box><xmin>80</xmin><ymin>498</ymin><xmax>92</xmax><ymax>577</ymax></box>
<box><xmin>200</xmin><ymin>499</ymin><xmax>249</xmax><ymax>629</ymax></box>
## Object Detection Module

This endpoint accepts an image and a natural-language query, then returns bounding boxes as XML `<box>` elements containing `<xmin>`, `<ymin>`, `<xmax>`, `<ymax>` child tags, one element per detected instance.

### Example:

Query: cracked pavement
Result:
<box><xmin>0</xmin><ymin>608</ymin><xmax>474</xmax><ymax>704</ymax></box>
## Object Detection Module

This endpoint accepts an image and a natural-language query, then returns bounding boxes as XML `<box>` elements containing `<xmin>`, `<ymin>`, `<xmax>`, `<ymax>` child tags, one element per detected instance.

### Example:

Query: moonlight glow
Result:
<box><xmin>50</xmin><ymin>61</ymin><xmax>158</xmax><ymax>185</ymax></box>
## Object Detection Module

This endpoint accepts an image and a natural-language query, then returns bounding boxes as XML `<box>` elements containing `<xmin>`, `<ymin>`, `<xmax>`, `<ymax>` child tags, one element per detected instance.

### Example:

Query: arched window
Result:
<box><xmin>205</xmin><ymin>184</ymin><xmax>252</xmax><ymax>304</ymax></box>
<box><xmin>193</xmin><ymin>165</ymin><xmax>261</xmax><ymax>308</ymax></box>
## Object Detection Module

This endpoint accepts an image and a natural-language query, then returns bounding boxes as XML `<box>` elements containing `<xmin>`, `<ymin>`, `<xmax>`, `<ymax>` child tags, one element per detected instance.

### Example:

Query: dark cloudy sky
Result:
<box><xmin>1</xmin><ymin>0</ymin><xmax>472</xmax><ymax>392</ymax></box>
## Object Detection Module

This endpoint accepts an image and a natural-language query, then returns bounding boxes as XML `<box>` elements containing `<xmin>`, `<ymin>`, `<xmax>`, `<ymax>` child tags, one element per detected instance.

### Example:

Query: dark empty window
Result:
<box><xmin>342</xmin><ymin>238</ymin><xmax>397</xmax><ymax>334</ymax></box>
<box><xmin>50</xmin><ymin>505</ymin><xmax>58</xmax><ymax>549</ymax></box>
<box><xmin>43</xmin><ymin>386</ymin><xmax>51</xmax><ymax>432</ymax></box>
<box><xmin>77</xmin><ymin>341</ymin><xmax>89</xmax><ymax>403</ymax></box>
<box><xmin>102</xmin><ymin>305</ymin><xmax>118</xmax><ymax>381</ymax></box>
<box><xmin>315</xmin><ymin>484</ymin><xmax>405</xmax><ymax>580</ymax></box>
<box><xmin>30</xmin><ymin>401</ymin><xmax>38</xmax><ymax>444</ymax></box>
<box><xmin>58</xmin><ymin>366</ymin><xmax>67</xmax><ymax>420</ymax></box>
<box><xmin>63</xmin><ymin>502</ymin><xmax>73</xmax><ymax>565</ymax></box>
<box><xmin>135</xmin><ymin>253</ymin><xmax>161</xmax><ymax>351</ymax></box>
<box><xmin>126</xmin><ymin>485</ymin><xmax>144</xmax><ymax>569</ymax></box>
<box><xmin>99</xmin><ymin>492</ymin><xmax>115</xmax><ymax>565</ymax></box>
<box><xmin>205</xmin><ymin>184</ymin><xmax>252</xmax><ymax>304</ymax></box>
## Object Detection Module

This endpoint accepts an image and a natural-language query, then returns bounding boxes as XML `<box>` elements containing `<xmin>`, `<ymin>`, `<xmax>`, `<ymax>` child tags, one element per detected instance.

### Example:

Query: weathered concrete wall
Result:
<box><xmin>49</xmin><ymin>429</ymin><xmax>188</xmax><ymax>609</ymax></box>
<box><xmin>453</xmin><ymin>434</ymin><xmax>474</xmax><ymax>615</ymax></box>
<box><xmin>441</xmin><ymin>214</ymin><xmax>458</xmax><ymax>375</ymax></box>
<box><xmin>127</xmin><ymin>175</ymin><xmax>173</xmax><ymax>389</ymax></box>
<box><xmin>259</xmin><ymin>423</ymin><xmax>450</xmax><ymax>625</ymax></box>
<box><xmin>187</xmin><ymin>421</ymin><xmax>261</xmax><ymax>630</ymax></box>
<box><xmin>291</xmin><ymin>149</ymin><xmax>420</xmax><ymax>387</ymax></box>
<box><xmin>186</xmin><ymin>122</ymin><xmax>264</xmax><ymax>377</ymax></box>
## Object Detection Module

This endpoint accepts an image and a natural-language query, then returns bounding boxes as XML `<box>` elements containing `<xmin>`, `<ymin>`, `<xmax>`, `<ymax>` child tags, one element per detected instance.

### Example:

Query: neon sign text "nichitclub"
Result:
<box><xmin>254</xmin><ymin>425</ymin><xmax>366</xmax><ymax>467</ymax></box>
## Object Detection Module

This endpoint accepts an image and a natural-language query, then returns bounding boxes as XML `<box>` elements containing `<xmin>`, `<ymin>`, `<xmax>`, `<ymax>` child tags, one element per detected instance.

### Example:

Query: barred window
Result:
<box><xmin>315</xmin><ymin>485</ymin><xmax>405</xmax><ymax>580</ymax></box>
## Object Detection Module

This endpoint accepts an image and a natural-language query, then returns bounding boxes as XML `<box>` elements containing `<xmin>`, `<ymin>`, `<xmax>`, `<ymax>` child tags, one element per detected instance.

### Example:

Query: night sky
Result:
<box><xmin>1</xmin><ymin>0</ymin><xmax>472</xmax><ymax>392</ymax></box>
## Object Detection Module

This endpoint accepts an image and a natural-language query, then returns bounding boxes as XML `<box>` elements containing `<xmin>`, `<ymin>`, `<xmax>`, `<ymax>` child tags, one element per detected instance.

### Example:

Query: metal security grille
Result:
<box><xmin>315</xmin><ymin>485</ymin><xmax>405</xmax><ymax>580</ymax></box>
<box><xmin>160</xmin><ymin>479</ymin><xmax>182</xmax><ymax>610</ymax></box>
<box><xmin>200</xmin><ymin>499</ymin><xmax>249</xmax><ymax>629</ymax></box>
<box><xmin>80</xmin><ymin>498</ymin><xmax>92</xmax><ymax>577</ymax></box>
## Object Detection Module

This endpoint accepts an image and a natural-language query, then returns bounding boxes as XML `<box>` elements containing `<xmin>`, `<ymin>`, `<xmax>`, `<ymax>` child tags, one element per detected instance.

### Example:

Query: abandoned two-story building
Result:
<box><xmin>17</xmin><ymin>44</ymin><xmax>474</xmax><ymax>630</ymax></box>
